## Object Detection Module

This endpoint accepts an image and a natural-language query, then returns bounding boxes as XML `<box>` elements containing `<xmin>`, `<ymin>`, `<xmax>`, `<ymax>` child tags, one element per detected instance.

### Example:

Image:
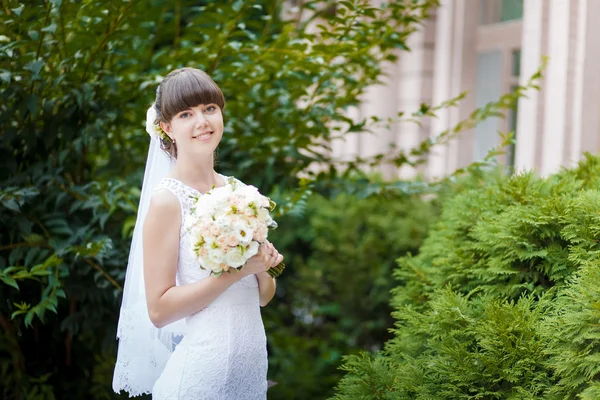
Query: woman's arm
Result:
<box><xmin>143</xmin><ymin>190</ymin><xmax>248</xmax><ymax>328</ymax></box>
<box><xmin>256</xmin><ymin>272</ymin><xmax>276</xmax><ymax>307</ymax></box>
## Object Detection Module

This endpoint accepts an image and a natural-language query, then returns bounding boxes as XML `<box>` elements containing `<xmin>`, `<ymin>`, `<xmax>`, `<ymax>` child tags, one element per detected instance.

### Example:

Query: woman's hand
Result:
<box><xmin>242</xmin><ymin>241</ymin><xmax>284</xmax><ymax>276</ymax></box>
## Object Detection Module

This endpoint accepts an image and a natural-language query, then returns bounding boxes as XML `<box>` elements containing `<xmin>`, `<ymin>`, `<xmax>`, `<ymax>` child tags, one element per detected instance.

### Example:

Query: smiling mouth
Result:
<box><xmin>195</xmin><ymin>131</ymin><xmax>214</xmax><ymax>140</ymax></box>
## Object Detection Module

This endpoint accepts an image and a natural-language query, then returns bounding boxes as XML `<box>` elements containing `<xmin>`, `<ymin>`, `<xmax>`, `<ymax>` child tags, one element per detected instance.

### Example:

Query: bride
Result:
<box><xmin>112</xmin><ymin>67</ymin><xmax>283</xmax><ymax>399</ymax></box>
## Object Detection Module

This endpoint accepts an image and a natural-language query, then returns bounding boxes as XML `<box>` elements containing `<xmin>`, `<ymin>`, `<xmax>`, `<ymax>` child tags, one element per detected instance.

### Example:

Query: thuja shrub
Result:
<box><xmin>544</xmin><ymin>261</ymin><xmax>600</xmax><ymax>399</ymax></box>
<box><xmin>332</xmin><ymin>154</ymin><xmax>600</xmax><ymax>399</ymax></box>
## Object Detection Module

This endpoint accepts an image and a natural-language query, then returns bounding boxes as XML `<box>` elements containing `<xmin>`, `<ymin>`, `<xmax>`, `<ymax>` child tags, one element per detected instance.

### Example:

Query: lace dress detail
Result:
<box><xmin>151</xmin><ymin>175</ymin><xmax>268</xmax><ymax>400</ymax></box>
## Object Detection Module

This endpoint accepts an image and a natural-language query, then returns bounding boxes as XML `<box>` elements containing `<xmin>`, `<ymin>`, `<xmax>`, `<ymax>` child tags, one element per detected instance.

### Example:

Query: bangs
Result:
<box><xmin>160</xmin><ymin>69</ymin><xmax>225</xmax><ymax>122</ymax></box>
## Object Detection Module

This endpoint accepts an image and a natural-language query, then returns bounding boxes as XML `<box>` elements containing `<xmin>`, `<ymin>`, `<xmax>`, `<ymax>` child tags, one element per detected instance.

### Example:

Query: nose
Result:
<box><xmin>194</xmin><ymin>111</ymin><xmax>208</xmax><ymax>127</ymax></box>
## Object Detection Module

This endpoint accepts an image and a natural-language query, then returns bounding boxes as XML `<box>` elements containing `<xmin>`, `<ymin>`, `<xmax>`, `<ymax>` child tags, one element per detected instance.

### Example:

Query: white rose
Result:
<box><xmin>259</xmin><ymin>196</ymin><xmax>270</xmax><ymax>208</ymax></box>
<box><xmin>256</xmin><ymin>208</ymin><xmax>270</xmax><ymax>221</ymax></box>
<box><xmin>239</xmin><ymin>185</ymin><xmax>260</xmax><ymax>197</ymax></box>
<box><xmin>207</xmin><ymin>248</ymin><xmax>223</xmax><ymax>264</ymax></box>
<box><xmin>211</xmin><ymin>189</ymin><xmax>230</xmax><ymax>204</ymax></box>
<box><xmin>215</xmin><ymin>216</ymin><xmax>230</xmax><ymax>229</ymax></box>
<box><xmin>197</xmin><ymin>256</ymin><xmax>208</xmax><ymax>266</ymax></box>
<box><xmin>203</xmin><ymin>260</ymin><xmax>221</xmax><ymax>274</ymax></box>
<box><xmin>189</xmin><ymin>226</ymin><xmax>201</xmax><ymax>240</ymax></box>
<box><xmin>243</xmin><ymin>206</ymin><xmax>256</xmax><ymax>218</ymax></box>
<box><xmin>246</xmin><ymin>240</ymin><xmax>260</xmax><ymax>258</ymax></box>
<box><xmin>225</xmin><ymin>248</ymin><xmax>246</xmax><ymax>268</ymax></box>
<box><xmin>203</xmin><ymin>236</ymin><xmax>215</xmax><ymax>248</ymax></box>
<box><xmin>193</xmin><ymin>197</ymin><xmax>212</xmax><ymax>213</ymax></box>
<box><xmin>218</xmin><ymin>185</ymin><xmax>233</xmax><ymax>197</ymax></box>
<box><xmin>246</xmin><ymin>216</ymin><xmax>259</xmax><ymax>230</ymax></box>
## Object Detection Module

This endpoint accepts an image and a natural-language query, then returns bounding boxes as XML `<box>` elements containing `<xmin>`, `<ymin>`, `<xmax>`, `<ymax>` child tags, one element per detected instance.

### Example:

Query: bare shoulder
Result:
<box><xmin>145</xmin><ymin>189</ymin><xmax>181</xmax><ymax>228</ymax></box>
<box><xmin>150</xmin><ymin>188</ymin><xmax>179</xmax><ymax>211</ymax></box>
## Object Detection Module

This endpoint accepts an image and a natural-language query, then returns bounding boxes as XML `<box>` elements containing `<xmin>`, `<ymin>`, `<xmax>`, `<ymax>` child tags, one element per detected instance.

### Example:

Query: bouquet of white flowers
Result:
<box><xmin>185</xmin><ymin>177</ymin><xmax>285</xmax><ymax>278</ymax></box>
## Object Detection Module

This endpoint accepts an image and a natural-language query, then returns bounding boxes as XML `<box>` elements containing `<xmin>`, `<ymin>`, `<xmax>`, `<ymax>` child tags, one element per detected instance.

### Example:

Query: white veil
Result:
<box><xmin>112</xmin><ymin>108</ymin><xmax>187</xmax><ymax>397</ymax></box>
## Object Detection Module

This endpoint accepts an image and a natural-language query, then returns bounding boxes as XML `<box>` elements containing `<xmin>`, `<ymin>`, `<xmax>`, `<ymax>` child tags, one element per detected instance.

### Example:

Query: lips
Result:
<box><xmin>194</xmin><ymin>131</ymin><xmax>213</xmax><ymax>141</ymax></box>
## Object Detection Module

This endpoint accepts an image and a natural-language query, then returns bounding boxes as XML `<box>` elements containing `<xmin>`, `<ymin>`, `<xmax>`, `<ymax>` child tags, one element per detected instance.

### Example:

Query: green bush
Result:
<box><xmin>264</xmin><ymin>188</ymin><xmax>439</xmax><ymax>399</ymax></box>
<box><xmin>1</xmin><ymin>1</ymin><xmax>446</xmax><ymax>398</ymax></box>
<box><xmin>333</xmin><ymin>154</ymin><xmax>600</xmax><ymax>399</ymax></box>
<box><xmin>0</xmin><ymin>0</ymin><xmax>540</xmax><ymax>398</ymax></box>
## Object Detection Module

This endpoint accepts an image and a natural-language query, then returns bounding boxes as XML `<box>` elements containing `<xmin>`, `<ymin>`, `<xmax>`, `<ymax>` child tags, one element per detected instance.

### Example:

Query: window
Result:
<box><xmin>474</xmin><ymin>0</ymin><xmax>523</xmax><ymax>166</ymax></box>
<box><xmin>474</xmin><ymin>51</ymin><xmax>503</xmax><ymax>163</ymax></box>
<box><xmin>473</xmin><ymin>48</ymin><xmax>522</xmax><ymax>165</ymax></box>
<box><xmin>480</xmin><ymin>0</ymin><xmax>524</xmax><ymax>25</ymax></box>
<box><xmin>511</xmin><ymin>49</ymin><xmax>521</xmax><ymax>77</ymax></box>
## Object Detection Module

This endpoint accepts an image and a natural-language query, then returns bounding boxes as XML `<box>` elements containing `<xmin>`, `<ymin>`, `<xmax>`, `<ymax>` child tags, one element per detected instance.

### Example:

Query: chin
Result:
<box><xmin>194</xmin><ymin>140</ymin><xmax>221</xmax><ymax>155</ymax></box>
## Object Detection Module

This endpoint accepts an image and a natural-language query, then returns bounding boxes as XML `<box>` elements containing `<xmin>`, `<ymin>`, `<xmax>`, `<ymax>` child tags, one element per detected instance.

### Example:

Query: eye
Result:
<box><xmin>179</xmin><ymin>111</ymin><xmax>191</xmax><ymax>118</ymax></box>
<box><xmin>205</xmin><ymin>105</ymin><xmax>217</xmax><ymax>113</ymax></box>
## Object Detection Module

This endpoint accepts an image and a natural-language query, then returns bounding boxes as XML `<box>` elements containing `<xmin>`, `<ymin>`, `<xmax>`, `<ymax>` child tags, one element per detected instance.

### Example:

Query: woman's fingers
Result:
<box><xmin>257</xmin><ymin>241</ymin><xmax>282</xmax><ymax>268</ymax></box>
<box><xmin>261</xmin><ymin>246</ymin><xmax>272</xmax><ymax>268</ymax></box>
<box><xmin>259</xmin><ymin>242</ymin><xmax>268</xmax><ymax>254</ymax></box>
<box><xmin>271</xmin><ymin>251</ymin><xmax>283</xmax><ymax>267</ymax></box>
<box><xmin>261</xmin><ymin>243</ymin><xmax>271</xmax><ymax>256</ymax></box>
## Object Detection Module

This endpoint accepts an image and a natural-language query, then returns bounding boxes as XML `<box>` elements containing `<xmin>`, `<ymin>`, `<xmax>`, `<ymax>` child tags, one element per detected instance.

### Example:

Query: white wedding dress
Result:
<box><xmin>151</xmin><ymin>175</ymin><xmax>268</xmax><ymax>400</ymax></box>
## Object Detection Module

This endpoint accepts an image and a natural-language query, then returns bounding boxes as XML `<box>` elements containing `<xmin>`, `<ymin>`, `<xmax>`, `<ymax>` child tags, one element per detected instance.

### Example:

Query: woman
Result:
<box><xmin>113</xmin><ymin>68</ymin><xmax>283</xmax><ymax>399</ymax></box>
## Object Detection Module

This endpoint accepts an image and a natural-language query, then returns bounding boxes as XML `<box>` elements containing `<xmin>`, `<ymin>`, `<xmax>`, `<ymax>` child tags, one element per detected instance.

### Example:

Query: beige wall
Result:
<box><xmin>337</xmin><ymin>0</ymin><xmax>600</xmax><ymax>179</ymax></box>
<box><xmin>515</xmin><ymin>0</ymin><xmax>600</xmax><ymax>175</ymax></box>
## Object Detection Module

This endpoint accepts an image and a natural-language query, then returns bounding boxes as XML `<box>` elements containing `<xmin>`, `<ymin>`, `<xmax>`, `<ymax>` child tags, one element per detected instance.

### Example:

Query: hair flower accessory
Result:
<box><xmin>145</xmin><ymin>105</ymin><xmax>170</xmax><ymax>141</ymax></box>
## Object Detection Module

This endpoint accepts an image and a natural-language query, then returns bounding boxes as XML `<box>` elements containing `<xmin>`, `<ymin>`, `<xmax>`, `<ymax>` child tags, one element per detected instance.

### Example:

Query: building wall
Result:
<box><xmin>337</xmin><ymin>0</ymin><xmax>600</xmax><ymax>179</ymax></box>
<box><xmin>515</xmin><ymin>0</ymin><xmax>600</xmax><ymax>175</ymax></box>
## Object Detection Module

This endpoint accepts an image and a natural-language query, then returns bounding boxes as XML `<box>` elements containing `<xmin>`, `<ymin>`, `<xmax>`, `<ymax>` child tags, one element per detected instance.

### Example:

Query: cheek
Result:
<box><xmin>209</xmin><ymin>113</ymin><xmax>223</xmax><ymax>128</ymax></box>
<box><xmin>169</xmin><ymin>120</ymin><xmax>186</xmax><ymax>133</ymax></box>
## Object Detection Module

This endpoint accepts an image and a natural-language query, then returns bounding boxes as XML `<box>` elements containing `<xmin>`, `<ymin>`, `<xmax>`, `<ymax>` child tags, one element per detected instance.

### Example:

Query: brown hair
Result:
<box><xmin>152</xmin><ymin>68</ymin><xmax>226</xmax><ymax>159</ymax></box>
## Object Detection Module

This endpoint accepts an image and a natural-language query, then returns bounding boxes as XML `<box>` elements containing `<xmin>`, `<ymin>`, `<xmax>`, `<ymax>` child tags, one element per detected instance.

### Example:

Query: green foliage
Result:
<box><xmin>333</xmin><ymin>154</ymin><xmax>600</xmax><ymax>399</ymax></box>
<box><xmin>335</xmin><ymin>293</ymin><xmax>553</xmax><ymax>399</ymax></box>
<box><xmin>0</xmin><ymin>0</ymin><xmax>446</xmax><ymax>397</ymax></box>
<box><xmin>264</xmin><ymin>188</ymin><xmax>439</xmax><ymax>399</ymax></box>
<box><xmin>545</xmin><ymin>262</ymin><xmax>600</xmax><ymax>398</ymax></box>
<box><xmin>0</xmin><ymin>0</ymin><xmax>541</xmax><ymax>398</ymax></box>
<box><xmin>392</xmin><ymin>166</ymin><xmax>586</xmax><ymax>310</ymax></box>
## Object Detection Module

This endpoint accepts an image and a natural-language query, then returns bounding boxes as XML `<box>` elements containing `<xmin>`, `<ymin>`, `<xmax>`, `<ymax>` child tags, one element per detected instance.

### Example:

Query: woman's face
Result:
<box><xmin>161</xmin><ymin>103</ymin><xmax>223</xmax><ymax>156</ymax></box>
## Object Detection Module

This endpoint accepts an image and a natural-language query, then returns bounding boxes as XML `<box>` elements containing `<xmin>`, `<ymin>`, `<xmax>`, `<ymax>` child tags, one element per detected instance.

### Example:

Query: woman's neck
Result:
<box><xmin>170</xmin><ymin>152</ymin><xmax>220</xmax><ymax>191</ymax></box>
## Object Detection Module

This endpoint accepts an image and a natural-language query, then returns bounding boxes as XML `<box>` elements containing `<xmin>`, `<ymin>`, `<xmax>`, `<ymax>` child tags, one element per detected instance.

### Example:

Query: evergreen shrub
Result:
<box><xmin>333</xmin><ymin>154</ymin><xmax>600</xmax><ymax>399</ymax></box>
